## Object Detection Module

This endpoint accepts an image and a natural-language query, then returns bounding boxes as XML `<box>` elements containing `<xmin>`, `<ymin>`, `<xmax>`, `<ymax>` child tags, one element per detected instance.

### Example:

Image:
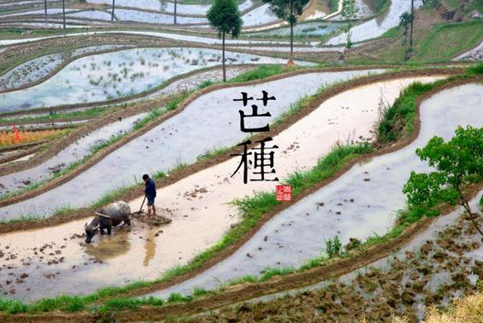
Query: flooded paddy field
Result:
<box><xmin>0</xmin><ymin>47</ymin><xmax>312</xmax><ymax>113</ymax></box>
<box><xmin>0</xmin><ymin>74</ymin><xmax>446</xmax><ymax>301</ymax></box>
<box><xmin>0</xmin><ymin>0</ymin><xmax>482</xmax><ymax>320</ymax></box>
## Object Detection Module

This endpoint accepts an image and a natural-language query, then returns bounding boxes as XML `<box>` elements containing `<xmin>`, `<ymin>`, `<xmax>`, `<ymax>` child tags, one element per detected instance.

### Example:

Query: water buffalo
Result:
<box><xmin>85</xmin><ymin>201</ymin><xmax>131</xmax><ymax>244</ymax></box>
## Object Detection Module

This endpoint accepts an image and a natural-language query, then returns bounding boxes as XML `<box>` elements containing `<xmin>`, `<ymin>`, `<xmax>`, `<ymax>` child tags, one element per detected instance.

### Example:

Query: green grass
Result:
<box><xmin>192</xmin><ymin>287</ymin><xmax>210</xmax><ymax>297</ymax></box>
<box><xmin>166</xmin><ymin>91</ymin><xmax>192</xmax><ymax>111</ymax></box>
<box><xmin>377</xmin><ymin>81</ymin><xmax>438</xmax><ymax>143</ymax></box>
<box><xmin>352</xmin><ymin>19</ymin><xmax>483</xmax><ymax>64</ymax></box>
<box><xmin>442</xmin><ymin>0</ymin><xmax>459</xmax><ymax>10</ymax></box>
<box><xmin>0</xmin><ymin>28</ymin><xmax>73</xmax><ymax>40</ymax></box>
<box><xmin>376</xmin><ymin>63</ymin><xmax>483</xmax><ymax>144</ymax></box>
<box><xmin>133</xmin><ymin>108</ymin><xmax>163</xmax><ymax>130</ymax></box>
<box><xmin>285</xmin><ymin>143</ymin><xmax>373</xmax><ymax>196</ymax></box>
<box><xmin>196</xmin><ymin>146</ymin><xmax>232</xmax><ymax>162</ymax></box>
<box><xmin>375</xmin><ymin>0</ymin><xmax>391</xmax><ymax>13</ymax></box>
<box><xmin>0</xmin><ymin>206</ymin><xmax>74</xmax><ymax>225</ymax></box>
<box><xmin>466</xmin><ymin>62</ymin><xmax>483</xmax><ymax>76</ymax></box>
<box><xmin>167</xmin><ymin>293</ymin><xmax>193</xmax><ymax>303</ymax></box>
<box><xmin>228</xmin><ymin>65</ymin><xmax>290</xmax><ymax>83</ymax></box>
<box><xmin>0</xmin><ymin>107</ymin><xmax>112</xmax><ymax>129</ymax></box>
<box><xmin>0</xmin><ymin>298</ymin><xmax>28</xmax><ymax>314</ymax></box>
<box><xmin>414</xmin><ymin>20</ymin><xmax>483</xmax><ymax>62</ymax></box>
<box><xmin>376</xmin><ymin>64</ymin><xmax>480</xmax><ymax>144</ymax></box>
<box><xmin>328</xmin><ymin>0</ymin><xmax>339</xmax><ymax>12</ymax></box>
<box><xmin>0</xmin><ymin>180</ymin><xmax>43</xmax><ymax>201</ymax></box>
<box><xmin>466</xmin><ymin>0</ymin><xmax>483</xmax><ymax>14</ymax></box>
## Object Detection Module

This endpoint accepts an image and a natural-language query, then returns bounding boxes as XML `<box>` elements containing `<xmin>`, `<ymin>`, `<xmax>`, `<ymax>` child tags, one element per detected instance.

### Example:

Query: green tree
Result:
<box><xmin>399</xmin><ymin>11</ymin><xmax>412</xmax><ymax>46</ymax></box>
<box><xmin>263</xmin><ymin>0</ymin><xmax>309</xmax><ymax>63</ymax></box>
<box><xmin>207</xmin><ymin>0</ymin><xmax>242</xmax><ymax>82</ymax></box>
<box><xmin>403</xmin><ymin>126</ymin><xmax>483</xmax><ymax>236</ymax></box>
<box><xmin>399</xmin><ymin>8</ymin><xmax>414</xmax><ymax>61</ymax></box>
<box><xmin>341</xmin><ymin>0</ymin><xmax>358</xmax><ymax>49</ymax></box>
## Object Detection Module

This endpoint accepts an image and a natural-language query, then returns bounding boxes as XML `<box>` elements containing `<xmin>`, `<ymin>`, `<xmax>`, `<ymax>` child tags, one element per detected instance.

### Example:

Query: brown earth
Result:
<box><xmin>179</xmin><ymin>211</ymin><xmax>483</xmax><ymax>323</ymax></box>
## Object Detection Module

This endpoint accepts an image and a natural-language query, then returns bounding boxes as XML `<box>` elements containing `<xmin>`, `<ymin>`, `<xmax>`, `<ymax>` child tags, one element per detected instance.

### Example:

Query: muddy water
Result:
<box><xmin>88</xmin><ymin>0</ymin><xmax>213</xmax><ymax>15</ymax></box>
<box><xmin>250</xmin><ymin>190</ymin><xmax>483</xmax><ymax>304</ymax></box>
<box><xmin>0</xmin><ymin>8</ymin><xmax>78</xmax><ymax>17</ymax></box>
<box><xmin>0</xmin><ymin>69</ymin><xmax>380</xmax><ymax>220</ymax></box>
<box><xmin>86</xmin><ymin>0</ymin><xmax>167</xmax><ymax>11</ymax></box>
<box><xmin>0</xmin><ymin>154</ymin><xmax>35</xmax><ymax>167</ymax></box>
<box><xmin>454</xmin><ymin>40</ymin><xmax>483</xmax><ymax>61</ymax></box>
<box><xmin>327</xmin><ymin>0</ymin><xmax>423</xmax><ymax>45</ymax></box>
<box><xmin>242</xmin><ymin>4</ymin><xmax>279</xmax><ymax>28</ymax></box>
<box><xmin>0</xmin><ymin>113</ymin><xmax>147</xmax><ymax>197</ymax></box>
<box><xmin>114</xmin><ymin>9</ymin><xmax>208</xmax><ymax>24</ymax></box>
<box><xmin>144</xmin><ymin>81</ymin><xmax>483</xmax><ymax>300</ymax></box>
<box><xmin>247</xmin><ymin>21</ymin><xmax>342</xmax><ymax>37</ymax></box>
<box><xmin>0</xmin><ymin>45</ymin><xmax>130</xmax><ymax>92</ymax></box>
<box><xmin>0</xmin><ymin>208</ymin><xmax>234</xmax><ymax>301</ymax></box>
<box><xmin>0</xmin><ymin>75</ymin><xmax>440</xmax><ymax>301</ymax></box>
<box><xmin>66</xmin><ymin>10</ymin><xmax>113</xmax><ymax>21</ymax></box>
<box><xmin>0</xmin><ymin>47</ymin><xmax>311</xmax><ymax>113</ymax></box>
<box><xmin>86</xmin><ymin>0</ymin><xmax>252</xmax><ymax>14</ymax></box>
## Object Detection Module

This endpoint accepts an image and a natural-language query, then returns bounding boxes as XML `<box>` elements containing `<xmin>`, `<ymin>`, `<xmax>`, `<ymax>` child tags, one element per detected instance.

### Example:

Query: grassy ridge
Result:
<box><xmin>377</xmin><ymin>81</ymin><xmax>438</xmax><ymax>143</ymax></box>
<box><xmin>415</xmin><ymin>20</ymin><xmax>483</xmax><ymax>61</ymax></box>
<box><xmin>377</xmin><ymin>63</ymin><xmax>483</xmax><ymax>145</ymax></box>
<box><xmin>357</xmin><ymin>19</ymin><xmax>483</xmax><ymax>64</ymax></box>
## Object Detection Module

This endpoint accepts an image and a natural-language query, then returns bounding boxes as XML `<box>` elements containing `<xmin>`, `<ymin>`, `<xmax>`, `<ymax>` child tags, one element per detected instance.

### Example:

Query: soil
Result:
<box><xmin>177</xmin><ymin>193</ymin><xmax>483</xmax><ymax>323</ymax></box>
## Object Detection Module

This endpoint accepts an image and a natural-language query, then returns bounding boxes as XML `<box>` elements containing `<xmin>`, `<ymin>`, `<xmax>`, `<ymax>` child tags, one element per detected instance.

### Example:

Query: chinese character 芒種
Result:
<box><xmin>233</xmin><ymin>91</ymin><xmax>276</xmax><ymax>133</ymax></box>
<box><xmin>231</xmin><ymin>137</ymin><xmax>279</xmax><ymax>184</ymax></box>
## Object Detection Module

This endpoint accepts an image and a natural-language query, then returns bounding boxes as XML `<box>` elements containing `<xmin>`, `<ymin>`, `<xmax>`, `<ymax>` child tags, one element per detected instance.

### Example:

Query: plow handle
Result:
<box><xmin>139</xmin><ymin>195</ymin><xmax>147</xmax><ymax>213</ymax></box>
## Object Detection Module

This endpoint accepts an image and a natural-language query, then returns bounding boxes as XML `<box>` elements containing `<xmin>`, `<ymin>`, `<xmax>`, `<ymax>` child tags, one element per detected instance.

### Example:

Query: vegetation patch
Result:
<box><xmin>377</xmin><ymin>63</ymin><xmax>483</xmax><ymax>144</ymax></box>
<box><xmin>0</xmin><ymin>129</ymin><xmax>68</xmax><ymax>147</ymax></box>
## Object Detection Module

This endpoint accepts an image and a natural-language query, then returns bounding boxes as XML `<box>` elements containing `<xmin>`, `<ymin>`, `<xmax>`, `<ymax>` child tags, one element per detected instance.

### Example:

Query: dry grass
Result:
<box><xmin>372</xmin><ymin>293</ymin><xmax>483</xmax><ymax>323</ymax></box>
<box><xmin>0</xmin><ymin>129</ymin><xmax>67</xmax><ymax>146</ymax></box>
<box><xmin>424</xmin><ymin>293</ymin><xmax>483</xmax><ymax>323</ymax></box>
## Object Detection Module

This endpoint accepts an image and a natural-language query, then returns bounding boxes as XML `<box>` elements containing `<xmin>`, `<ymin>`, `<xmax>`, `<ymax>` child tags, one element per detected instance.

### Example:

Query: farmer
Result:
<box><xmin>142</xmin><ymin>174</ymin><xmax>156</xmax><ymax>217</ymax></box>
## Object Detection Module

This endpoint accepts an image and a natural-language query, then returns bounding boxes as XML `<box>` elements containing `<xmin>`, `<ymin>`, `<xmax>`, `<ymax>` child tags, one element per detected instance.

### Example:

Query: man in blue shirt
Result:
<box><xmin>142</xmin><ymin>174</ymin><xmax>157</xmax><ymax>217</ymax></box>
